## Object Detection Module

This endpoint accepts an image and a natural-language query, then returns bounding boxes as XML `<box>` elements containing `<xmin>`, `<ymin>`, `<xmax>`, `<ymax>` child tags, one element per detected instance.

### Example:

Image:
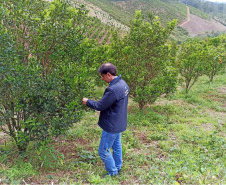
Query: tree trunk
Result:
<box><xmin>209</xmin><ymin>75</ymin><xmax>214</xmax><ymax>82</ymax></box>
<box><xmin>139</xmin><ymin>102</ymin><xmax>145</xmax><ymax>110</ymax></box>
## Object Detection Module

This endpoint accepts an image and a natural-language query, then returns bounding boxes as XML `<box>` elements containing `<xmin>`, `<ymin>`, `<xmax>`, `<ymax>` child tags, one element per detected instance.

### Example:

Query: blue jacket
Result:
<box><xmin>86</xmin><ymin>75</ymin><xmax>130</xmax><ymax>133</ymax></box>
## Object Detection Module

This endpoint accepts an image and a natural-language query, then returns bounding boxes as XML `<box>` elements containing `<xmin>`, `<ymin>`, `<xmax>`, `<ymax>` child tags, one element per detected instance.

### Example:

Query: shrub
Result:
<box><xmin>203</xmin><ymin>36</ymin><xmax>226</xmax><ymax>82</ymax></box>
<box><xmin>177</xmin><ymin>38</ymin><xmax>207</xmax><ymax>93</ymax></box>
<box><xmin>110</xmin><ymin>11</ymin><xmax>178</xmax><ymax>109</ymax></box>
<box><xmin>0</xmin><ymin>0</ymin><xmax>95</xmax><ymax>152</ymax></box>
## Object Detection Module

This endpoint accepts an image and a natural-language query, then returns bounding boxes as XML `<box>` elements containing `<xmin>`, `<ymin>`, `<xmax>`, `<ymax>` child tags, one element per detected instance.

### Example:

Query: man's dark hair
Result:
<box><xmin>98</xmin><ymin>63</ymin><xmax>117</xmax><ymax>76</ymax></box>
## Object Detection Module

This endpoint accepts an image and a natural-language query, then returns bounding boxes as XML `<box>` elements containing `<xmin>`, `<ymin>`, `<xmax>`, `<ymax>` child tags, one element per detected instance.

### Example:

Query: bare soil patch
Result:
<box><xmin>201</xmin><ymin>123</ymin><xmax>214</xmax><ymax>131</ymax></box>
<box><xmin>181</xmin><ymin>14</ymin><xmax>226</xmax><ymax>36</ymax></box>
<box><xmin>218</xmin><ymin>87</ymin><xmax>226</xmax><ymax>94</ymax></box>
<box><xmin>113</xmin><ymin>1</ymin><xmax>135</xmax><ymax>9</ymax></box>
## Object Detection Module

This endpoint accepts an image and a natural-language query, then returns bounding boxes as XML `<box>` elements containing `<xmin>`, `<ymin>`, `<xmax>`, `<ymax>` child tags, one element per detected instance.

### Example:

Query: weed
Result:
<box><xmin>79</xmin><ymin>150</ymin><xmax>97</xmax><ymax>164</ymax></box>
<box><xmin>88</xmin><ymin>174</ymin><xmax>103</xmax><ymax>184</ymax></box>
<box><xmin>4</xmin><ymin>162</ymin><xmax>37</xmax><ymax>181</ymax></box>
<box><xmin>148</xmin><ymin>131</ymin><xmax>168</xmax><ymax>141</ymax></box>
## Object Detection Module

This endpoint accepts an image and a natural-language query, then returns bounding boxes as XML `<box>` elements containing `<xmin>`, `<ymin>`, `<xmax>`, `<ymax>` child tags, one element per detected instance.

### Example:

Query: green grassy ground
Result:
<box><xmin>0</xmin><ymin>73</ymin><xmax>225</xmax><ymax>184</ymax></box>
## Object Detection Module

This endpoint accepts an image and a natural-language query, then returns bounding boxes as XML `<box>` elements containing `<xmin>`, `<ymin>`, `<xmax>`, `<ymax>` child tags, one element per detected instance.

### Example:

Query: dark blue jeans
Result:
<box><xmin>98</xmin><ymin>130</ymin><xmax>122</xmax><ymax>175</ymax></box>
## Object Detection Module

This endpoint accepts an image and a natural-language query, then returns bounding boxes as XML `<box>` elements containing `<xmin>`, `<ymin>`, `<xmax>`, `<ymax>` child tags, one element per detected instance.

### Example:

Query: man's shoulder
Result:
<box><xmin>109</xmin><ymin>79</ymin><xmax>129</xmax><ymax>96</ymax></box>
<box><xmin>110</xmin><ymin>78</ymin><xmax>127</xmax><ymax>88</ymax></box>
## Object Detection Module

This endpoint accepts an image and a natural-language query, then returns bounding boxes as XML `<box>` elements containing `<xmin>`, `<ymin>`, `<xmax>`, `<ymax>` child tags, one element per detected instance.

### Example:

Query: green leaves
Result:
<box><xmin>177</xmin><ymin>36</ymin><xmax>226</xmax><ymax>92</ymax></box>
<box><xmin>110</xmin><ymin>11</ymin><xmax>178</xmax><ymax>109</ymax></box>
<box><xmin>0</xmin><ymin>0</ymin><xmax>96</xmax><ymax>152</ymax></box>
<box><xmin>203</xmin><ymin>35</ymin><xmax>226</xmax><ymax>82</ymax></box>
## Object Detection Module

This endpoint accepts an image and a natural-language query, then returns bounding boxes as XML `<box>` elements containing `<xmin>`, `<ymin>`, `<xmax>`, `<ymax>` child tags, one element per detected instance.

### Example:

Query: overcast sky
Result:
<box><xmin>205</xmin><ymin>0</ymin><xmax>226</xmax><ymax>3</ymax></box>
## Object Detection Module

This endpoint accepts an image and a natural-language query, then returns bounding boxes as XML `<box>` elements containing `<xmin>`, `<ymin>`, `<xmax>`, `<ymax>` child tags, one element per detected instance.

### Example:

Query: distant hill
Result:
<box><xmin>75</xmin><ymin>0</ymin><xmax>226</xmax><ymax>42</ymax></box>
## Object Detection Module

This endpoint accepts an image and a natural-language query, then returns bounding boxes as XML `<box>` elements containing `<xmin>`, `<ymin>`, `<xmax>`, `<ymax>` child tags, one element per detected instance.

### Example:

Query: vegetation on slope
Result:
<box><xmin>85</xmin><ymin>0</ymin><xmax>133</xmax><ymax>26</ymax></box>
<box><xmin>112</xmin><ymin>0</ymin><xmax>187</xmax><ymax>26</ymax></box>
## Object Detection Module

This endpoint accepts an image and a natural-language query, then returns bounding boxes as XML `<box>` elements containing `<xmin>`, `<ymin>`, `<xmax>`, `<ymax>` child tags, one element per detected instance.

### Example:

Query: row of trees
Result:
<box><xmin>0</xmin><ymin>0</ymin><xmax>225</xmax><ymax>152</ymax></box>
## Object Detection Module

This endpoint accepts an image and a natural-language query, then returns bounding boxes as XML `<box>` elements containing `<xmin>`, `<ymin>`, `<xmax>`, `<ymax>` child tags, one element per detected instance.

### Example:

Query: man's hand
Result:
<box><xmin>82</xmin><ymin>98</ymin><xmax>88</xmax><ymax>105</ymax></box>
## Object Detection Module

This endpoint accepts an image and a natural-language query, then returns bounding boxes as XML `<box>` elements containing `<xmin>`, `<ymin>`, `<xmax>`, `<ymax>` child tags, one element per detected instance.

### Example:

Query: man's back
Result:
<box><xmin>99</xmin><ymin>75</ymin><xmax>130</xmax><ymax>133</ymax></box>
<box><xmin>87</xmin><ymin>75</ymin><xmax>130</xmax><ymax>133</ymax></box>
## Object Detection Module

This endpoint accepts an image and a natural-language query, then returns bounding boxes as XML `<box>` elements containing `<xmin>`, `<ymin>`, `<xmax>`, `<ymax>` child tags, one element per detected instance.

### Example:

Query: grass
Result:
<box><xmin>0</xmin><ymin>73</ymin><xmax>226</xmax><ymax>184</ymax></box>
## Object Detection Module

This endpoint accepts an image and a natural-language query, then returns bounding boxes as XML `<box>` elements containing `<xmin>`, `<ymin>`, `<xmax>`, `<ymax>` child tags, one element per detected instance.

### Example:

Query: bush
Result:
<box><xmin>177</xmin><ymin>38</ymin><xmax>207</xmax><ymax>92</ymax></box>
<box><xmin>110</xmin><ymin>11</ymin><xmax>178</xmax><ymax>109</ymax></box>
<box><xmin>0</xmin><ymin>0</ymin><xmax>96</xmax><ymax>152</ymax></box>
<box><xmin>203</xmin><ymin>35</ymin><xmax>226</xmax><ymax>82</ymax></box>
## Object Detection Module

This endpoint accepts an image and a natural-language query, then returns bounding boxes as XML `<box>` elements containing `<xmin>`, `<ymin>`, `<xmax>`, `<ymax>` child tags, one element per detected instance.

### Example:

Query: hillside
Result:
<box><xmin>181</xmin><ymin>13</ymin><xmax>226</xmax><ymax>36</ymax></box>
<box><xmin>75</xmin><ymin>0</ymin><xmax>226</xmax><ymax>41</ymax></box>
<box><xmin>112</xmin><ymin>0</ymin><xmax>187</xmax><ymax>26</ymax></box>
<box><xmin>76</xmin><ymin>0</ymin><xmax>130</xmax><ymax>31</ymax></box>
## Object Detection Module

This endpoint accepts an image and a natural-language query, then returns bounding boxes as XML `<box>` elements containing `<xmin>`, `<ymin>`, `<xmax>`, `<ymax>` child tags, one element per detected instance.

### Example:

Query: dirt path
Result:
<box><xmin>179</xmin><ymin>6</ymin><xmax>190</xmax><ymax>26</ymax></box>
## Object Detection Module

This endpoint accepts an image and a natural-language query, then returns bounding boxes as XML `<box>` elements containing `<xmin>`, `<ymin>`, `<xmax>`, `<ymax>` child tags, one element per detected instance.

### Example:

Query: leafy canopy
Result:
<box><xmin>0</xmin><ymin>0</ymin><xmax>96</xmax><ymax>151</ymax></box>
<box><xmin>109</xmin><ymin>11</ymin><xmax>178</xmax><ymax>109</ymax></box>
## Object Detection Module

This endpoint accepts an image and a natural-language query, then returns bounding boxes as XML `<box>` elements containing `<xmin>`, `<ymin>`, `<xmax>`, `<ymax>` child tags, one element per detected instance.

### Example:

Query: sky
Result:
<box><xmin>205</xmin><ymin>0</ymin><xmax>226</xmax><ymax>3</ymax></box>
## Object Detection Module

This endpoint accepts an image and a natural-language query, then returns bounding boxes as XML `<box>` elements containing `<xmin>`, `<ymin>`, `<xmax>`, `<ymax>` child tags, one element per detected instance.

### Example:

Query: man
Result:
<box><xmin>82</xmin><ymin>63</ymin><xmax>130</xmax><ymax>177</ymax></box>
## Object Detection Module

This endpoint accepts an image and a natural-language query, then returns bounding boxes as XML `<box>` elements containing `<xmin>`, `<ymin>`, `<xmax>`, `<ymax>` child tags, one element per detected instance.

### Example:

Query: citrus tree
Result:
<box><xmin>109</xmin><ymin>11</ymin><xmax>178</xmax><ymax>109</ymax></box>
<box><xmin>177</xmin><ymin>38</ymin><xmax>207</xmax><ymax>93</ymax></box>
<box><xmin>0</xmin><ymin>0</ymin><xmax>95</xmax><ymax>152</ymax></box>
<box><xmin>204</xmin><ymin>36</ymin><xmax>226</xmax><ymax>82</ymax></box>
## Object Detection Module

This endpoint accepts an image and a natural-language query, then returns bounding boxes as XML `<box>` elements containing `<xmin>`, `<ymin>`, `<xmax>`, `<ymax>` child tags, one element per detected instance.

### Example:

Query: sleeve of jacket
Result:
<box><xmin>86</xmin><ymin>88</ymin><xmax>117</xmax><ymax>111</ymax></box>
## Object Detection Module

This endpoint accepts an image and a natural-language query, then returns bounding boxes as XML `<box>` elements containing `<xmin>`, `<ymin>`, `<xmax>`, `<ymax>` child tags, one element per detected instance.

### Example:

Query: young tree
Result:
<box><xmin>0</xmin><ymin>0</ymin><xmax>95</xmax><ymax>152</ymax></box>
<box><xmin>203</xmin><ymin>36</ymin><xmax>226</xmax><ymax>82</ymax></box>
<box><xmin>177</xmin><ymin>38</ymin><xmax>207</xmax><ymax>93</ymax></box>
<box><xmin>109</xmin><ymin>11</ymin><xmax>178</xmax><ymax>109</ymax></box>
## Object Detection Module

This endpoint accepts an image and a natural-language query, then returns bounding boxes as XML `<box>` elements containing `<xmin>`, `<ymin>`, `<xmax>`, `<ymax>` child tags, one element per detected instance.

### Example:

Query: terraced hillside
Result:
<box><xmin>82</xmin><ymin>0</ymin><xmax>189</xmax><ymax>26</ymax></box>
<box><xmin>112</xmin><ymin>0</ymin><xmax>188</xmax><ymax>26</ymax></box>
<box><xmin>85</xmin><ymin>17</ymin><xmax>113</xmax><ymax>45</ymax></box>
<box><xmin>178</xmin><ymin>0</ymin><xmax>226</xmax><ymax>26</ymax></box>
<box><xmin>73</xmin><ymin>0</ymin><xmax>128</xmax><ymax>44</ymax></box>
<box><xmin>74</xmin><ymin>0</ymin><xmax>226</xmax><ymax>43</ymax></box>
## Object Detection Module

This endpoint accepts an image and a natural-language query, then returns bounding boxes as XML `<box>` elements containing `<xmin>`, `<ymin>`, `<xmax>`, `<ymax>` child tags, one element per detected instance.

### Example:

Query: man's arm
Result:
<box><xmin>83</xmin><ymin>89</ymin><xmax>117</xmax><ymax>111</ymax></box>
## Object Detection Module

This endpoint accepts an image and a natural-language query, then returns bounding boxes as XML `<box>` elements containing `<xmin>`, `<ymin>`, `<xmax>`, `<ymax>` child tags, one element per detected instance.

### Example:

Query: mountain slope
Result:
<box><xmin>75</xmin><ymin>0</ymin><xmax>226</xmax><ymax>41</ymax></box>
<box><xmin>181</xmin><ymin>14</ymin><xmax>226</xmax><ymax>36</ymax></box>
